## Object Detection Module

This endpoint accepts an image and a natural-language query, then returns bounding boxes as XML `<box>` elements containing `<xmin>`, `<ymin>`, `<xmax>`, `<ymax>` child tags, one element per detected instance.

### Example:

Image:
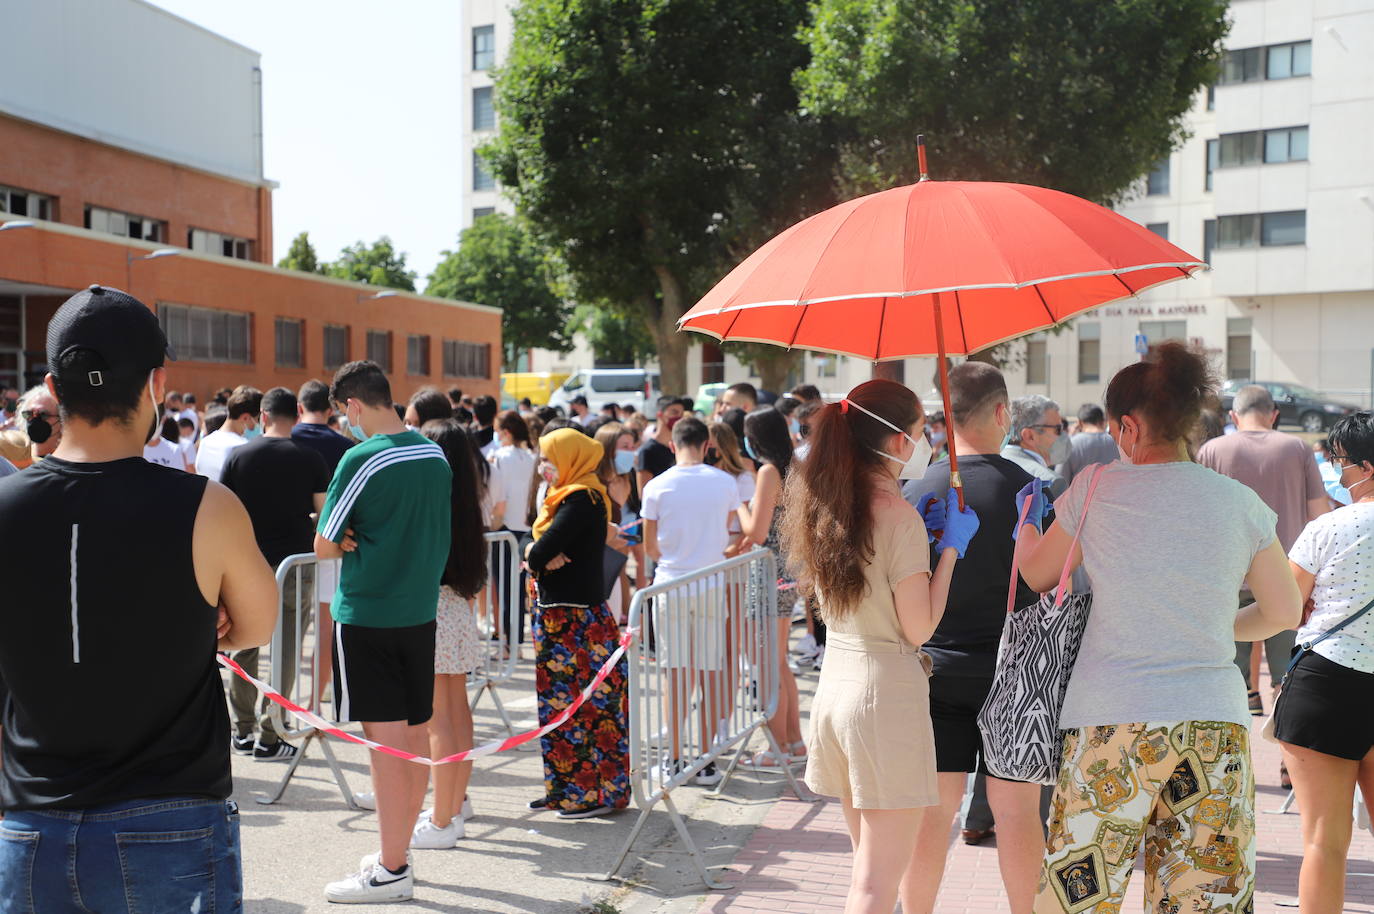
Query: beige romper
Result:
<box><xmin>803</xmin><ymin>499</ymin><xmax>939</xmax><ymax>809</ymax></box>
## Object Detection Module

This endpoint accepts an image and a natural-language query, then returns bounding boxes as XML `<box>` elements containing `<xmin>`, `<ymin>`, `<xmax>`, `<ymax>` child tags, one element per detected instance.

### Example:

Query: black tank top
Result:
<box><xmin>0</xmin><ymin>456</ymin><xmax>231</xmax><ymax>810</ymax></box>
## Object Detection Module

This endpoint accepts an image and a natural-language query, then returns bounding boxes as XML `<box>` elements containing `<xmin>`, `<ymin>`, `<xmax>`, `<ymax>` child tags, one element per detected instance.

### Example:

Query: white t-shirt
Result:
<box><xmin>1290</xmin><ymin>503</ymin><xmax>1374</xmax><ymax>674</ymax></box>
<box><xmin>641</xmin><ymin>463</ymin><xmax>741</xmax><ymax>582</ymax></box>
<box><xmin>490</xmin><ymin>445</ymin><xmax>538</xmax><ymax>532</ymax></box>
<box><xmin>143</xmin><ymin>437</ymin><xmax>184</xmax><ymax>469</ymax></box>
<box><xmin>725</xmin><ymin>469</ymin><xmax>756</xmax><ymax>535</ymax></box>
<box><xmin>194</xmin><ymin>428</ymin><xmax>248</xmax><ymax>482</ymax></box>
<box><xmin>176</xmin><ymin>437</ymin><xmax>196</xmax><ymax>468</ymax></box>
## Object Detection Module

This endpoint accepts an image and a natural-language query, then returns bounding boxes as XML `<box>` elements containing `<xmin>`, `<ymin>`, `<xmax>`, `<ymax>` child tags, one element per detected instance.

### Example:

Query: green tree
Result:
<box><xmin>277</xmin><ymin>231</ymin><xmax>323</xmax><ymax>273</ymax></box>
<box><xmin>570</xmin><ymin>302</ymin><xmax>658</xmax><ymax>367</ymax></box>
<box><xmin>326</xmin><ymin>237</ymin><xmax>417</xmax><ymax>291</ymax></box>
<box><xmin>426</xmin><ymin>215</ymin><xmax>575</xmax><ymax>368</ymax></box>
<box><xmin>484</xmin><ymin>0</ymin><xmax>836</xmax><ymax>394</ymax></box>
<box><xmin>799</xmin><ymin>0</ymin><xmax>1229</xmax><ymax>204</ymax></box>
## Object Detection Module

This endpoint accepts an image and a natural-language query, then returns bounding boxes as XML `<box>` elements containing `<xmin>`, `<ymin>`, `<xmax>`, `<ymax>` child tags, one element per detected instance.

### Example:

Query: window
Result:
<box><xmin>1215</xmin><ymin>211</ymin><xmax>1306</xmax><ymax>249</ymax></box>
<box><xmin>1146</xmin><ymin>159</ymin><xmax>1170</xmax><ymax>196</ymax></box>
<box><xmin>473</xmin><ymin>25</ymin><xmax>495</xmax><ymax>71</ymax></box>
<box><xmin>472</xmin><ymin>207</ymin><xmax>496</xmax><ymax>221</ymax></box>
<box><xmin>1219</xmin><ymin>41</ymin><xmax>1311</xmax><ymax>86</ymax></box>
<box><xmin>366</xmin><ymin>330</ymin><xmax>392</xmax><ymax>372</ymax></box>
<box><xmin>407</xmin><ymin>334</ymin><xmax>431</xmax><ymax>375</ymax></box>
<box><xmin>0</xmin><ymin>184</ymin><xmax>53</xmax><ymax>220</ymax></box>
<box><xmin>1220</xmin><ymin>46</ymin><xmax>1263</xmax><ymax>84</ymax></box>
<box><xmin>1219</xmin><ymin>131</ymin><xmax>1263</xmax><ymax>167</ymax></box>
<box><xmin>189</xmin><ymin>228</ymin><xmax>252</xmax><ymax>260</ymax></box>
<box><xmin>275</xmin><ymin>318</ymin><xmax>303</xmax><ymax>368</ymax></box>
<box><xmin>1025</xmin><ymin>335</ymin><xmax>1048</xmax><ymax>385</ymax></box>
<box><xmin>1226</xmin><ymin>318</ymin><xmax>1252</xmax><ymax>380</ymax></box>
<box><xmin>1203</xmin><ymin>219</ymin><xmax>1217</xmax><ymax>264</ymax></box>
<box><xmin>157</xmin><ymin>303</ymin><xmax>251</xmax><ymax>364</ymax></box>
<box><xmin>1205</xmin><ymin>139</ymin><xmax>1219</xmax><ymax>190</ymax></box>
<box><xmin>1146</xmin><ymin>222</ymin><xmax>1169</xmax><ymax>241</ymax></box>
<box><xmin>323</xmin><ymin>325</ymin><xmax>349</xmax><ymax>370</ymax></box>
<box><xmin>85</xmin><ymin>206</ymin><xmax>164</xmax><ymax>242</ymax></box>
<box><xmin>1264</xmin><ymin>126</ymin><xmax>1308</xmax><ymax>163</ymax></box>
<box><xmin>814</xmin><ymin>354</ymin><xmax>837</xmax><ymax>379</ymax></box>
<box><xmin>1077</xmin><ymin>323</ymin><xmax>1101</xmax><ymax>384</ymax></box>
<box><xmin>1261</xmin><ymin>210</ymin><xmax>1306</xmax><ymax>246</ymax></box>
<box><xmin>1140</xmin><ymin>320</ymin><xmax>1188</xmax><ymax>345</ymax></box>
<box><xmin>443</xmin><ymin>340</ymin><xmax>490</xmax><ymax>378</ymax></box>
<box><xmin>1206</xmin><ymin>84</ymin><xmax>1215</xmax><ymax>111</ymax></box>
<box><xmin>473</xmin><ymin>152</ymin><xmax>495</xmax><ymax>191</ymax></box>
<box><xmin>473</xmin><ymin>86</ymin><xmax>495</xmax><ymax>131</ymax></box>
<box><xmin>1266</xmin><ymin>41</ymin><xmax>1312</xmax><ymax>80</ymax></box>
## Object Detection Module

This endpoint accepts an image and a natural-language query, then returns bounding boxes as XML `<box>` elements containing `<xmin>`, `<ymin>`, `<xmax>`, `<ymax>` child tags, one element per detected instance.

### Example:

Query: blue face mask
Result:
<box><xmin>1315</xmin><ymin>452</ymin><xmax>1327</xmax><ymax>465</ymax></box>
<box><xmin>344</xmin><ymin>405</ymin><xmax>367</xmax><ymax>441</ymax></box>
<box><xmin>242</xmin><ymin>421</ymin><xmax>261</xmax><ymax>440</ymax></box>
<box><xmin>743</xmin><ymin>438</ymin><xmax>758</xmax><ymax>461</ymax></box>
<box><xmin>614</xmin><ymin>450</ymin><xmax>635</xmax><ymax>474</ymax></box>
<box><xmin>788</xmin><ymin>419</ymin><xmax>800</xmax><ymax>437</ymax></box>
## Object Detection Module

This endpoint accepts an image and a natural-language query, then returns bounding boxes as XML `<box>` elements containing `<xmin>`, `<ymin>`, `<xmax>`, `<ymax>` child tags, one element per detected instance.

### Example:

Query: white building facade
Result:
<box><xmin>464</xmin><ymin>0</ymin><xmax>1373</xmax><ymax>403</ymax></box>
<box><xmin>1020</xmin><ymin>0</ymin><xmax>1374</xmax><ymax>412</ymax></box>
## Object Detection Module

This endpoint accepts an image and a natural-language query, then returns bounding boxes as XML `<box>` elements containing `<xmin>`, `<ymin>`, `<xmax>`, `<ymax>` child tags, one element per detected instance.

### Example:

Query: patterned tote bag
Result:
<box><xmin>978</xmin><ymin>463</ymin><xmax>1107</xmax><ymax>785</ymax></box>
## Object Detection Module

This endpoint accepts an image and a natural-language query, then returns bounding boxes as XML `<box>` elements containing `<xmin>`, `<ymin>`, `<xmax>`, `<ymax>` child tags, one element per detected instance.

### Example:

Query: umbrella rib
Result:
<box><xmin>1112</xmin><ymin>271</ymin><xmax>1138</xmax><ymax>299</ymax></box>
<box><xmin>795</xmin><ymin>199</ymin><xmax>873</xmax><ymax>314</ymax></box>
<box><xmin>1031</xmin><ymin>282</ymin><xmax>1057</xmax><ymax>328</ymax></box>
<box><xmin>953</xmin><ymin>289</ymin><xmax>971</xmax><ymax>354</ymax></box>
<box><xmin>876</xmin><ymin>295</ymin><xmax>888</xmax><ymax>362</ymax></box>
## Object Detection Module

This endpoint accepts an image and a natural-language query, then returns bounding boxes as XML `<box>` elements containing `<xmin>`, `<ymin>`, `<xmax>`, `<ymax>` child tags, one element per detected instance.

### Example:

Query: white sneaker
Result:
<box><xmin>410</xmin><ymin>811</ymin><xmax>462</xmax><ymax>849</ymax></box>
<box><xmin>791</xmin><ymin>633</ymin><xmax>817</xmax><ymax>657</ymax></box>
<box><xmin>461</xmin><ymin>795</ymin><xmax>474</xmax><ymax>821</ymax></box>
<box><xmin>352</xmin><ymin>791</ymin><xmax>376</xmax><ymax>811</ymax></box>
<box><xmin>357</xmin><ymin>851</ymin><xmax>410</xmax><ymax>873</ymax></box>
<box><xmin>324</xmin><ymin>860</ymin><xmax>413</xmax><ymax>903</ymax></box>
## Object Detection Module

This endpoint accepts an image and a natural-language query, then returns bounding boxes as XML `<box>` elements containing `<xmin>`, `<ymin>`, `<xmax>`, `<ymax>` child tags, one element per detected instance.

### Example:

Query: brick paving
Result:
<box><xmin>696</xmin><ymin>718</ymin><xmax>1374</xmax><ymax>913</ymax></box>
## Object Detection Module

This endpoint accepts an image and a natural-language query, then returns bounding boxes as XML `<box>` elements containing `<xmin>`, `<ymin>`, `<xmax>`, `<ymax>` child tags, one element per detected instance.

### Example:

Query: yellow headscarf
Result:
<box><xmin>532</xmin><ymin>428</ymin><xmax>610</xmax><ymax>540</ymax></box>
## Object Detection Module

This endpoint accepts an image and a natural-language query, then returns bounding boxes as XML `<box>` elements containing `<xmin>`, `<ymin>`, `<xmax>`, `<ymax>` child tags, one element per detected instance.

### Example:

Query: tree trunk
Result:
<box><xmin>648</xmin><ymin>265</ymin><xmax>691</xmax><ymax>395</ymax></box>
<box><xmin>755</xmin><ymin>349</ymin><xmax>800</xmax><ymax>394</ymax></box>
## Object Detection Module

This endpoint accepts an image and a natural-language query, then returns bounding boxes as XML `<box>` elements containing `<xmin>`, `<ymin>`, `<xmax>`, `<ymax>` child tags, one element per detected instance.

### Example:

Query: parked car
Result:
<box><xmin>501</xmin><ymin>371</ymin><xmax>570</xmax><ymax>407</ymax></box>
<box><xmin>1220</xmin><ymin>379</ymin><xmax>1360</xmax><ymax>432</ymax></box>
<box><xmin>547</xmin><ymin>368</ymin><xmax>661</xmax><ymax>416</ymax></box>
<box><xmin>693</xmin><ymin>382</ymin><xmax>726</xmax><ymax>415</ymax></box>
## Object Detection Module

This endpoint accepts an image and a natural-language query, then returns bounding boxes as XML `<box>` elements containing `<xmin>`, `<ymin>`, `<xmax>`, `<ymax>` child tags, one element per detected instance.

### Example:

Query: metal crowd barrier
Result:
<box><xmin>251</xmin><ymin>531</ymin><xmax>523</xmax><ymax>808</ymax></box>
<box><xmin>600</xmin><ymin>548</ymin><xmax>813</xmax><ymax>890</ymax></box>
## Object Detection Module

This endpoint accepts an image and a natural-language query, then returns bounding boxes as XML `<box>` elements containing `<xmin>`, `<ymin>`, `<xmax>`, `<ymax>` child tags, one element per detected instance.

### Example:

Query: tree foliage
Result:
<box><xmin>484</xmin><ymin>0</ymin><xmax>836</xmax><ymax>394</ymax></box>
<box><xmin>277</xmin><ymin>231</ymin><xmax>323</xmax><ymax>274</ymax></box>
<box><xmin>426</xmin><ymin>215</ymin><xmax>574</xmax><ymax>367</ymax></box>
<box><xmin>798</xmin><ymin>0</ymin><xmax>1230</xmax><ymax>203</ymax></box>
<box><xmin>325</xmin><ymin>237</ymin><xmax>417</xmax><ymax>291</ymax></box>
<box><xmin>570</xmin><ymin>302</ymin><xmax>658</xmax><ymax>367</ymax></box>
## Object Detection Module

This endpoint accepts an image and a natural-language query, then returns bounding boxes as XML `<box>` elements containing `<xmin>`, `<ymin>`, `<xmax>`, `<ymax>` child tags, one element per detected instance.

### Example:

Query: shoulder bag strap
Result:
<box><xmin>1281</xmin><ymin>593</ymin><xmax>1374</xmax><ymax>682</ymax></box>
<box><xmin>1006</xmin><ymin>463</ymin><xmax>1108</xmax><ymax>613</ymax></box>
<box><xmin>1051</xmin><ymin>463</ymin><xmax>1108</xmax><ymax>609</ymax></box>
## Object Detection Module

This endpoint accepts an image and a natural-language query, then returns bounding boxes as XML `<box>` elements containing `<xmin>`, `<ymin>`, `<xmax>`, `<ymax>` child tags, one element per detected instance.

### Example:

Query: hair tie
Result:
<box><xmin>840</xmin><ymin>399</ymin><xmax>850</xmax><ymax>414</ymax></box>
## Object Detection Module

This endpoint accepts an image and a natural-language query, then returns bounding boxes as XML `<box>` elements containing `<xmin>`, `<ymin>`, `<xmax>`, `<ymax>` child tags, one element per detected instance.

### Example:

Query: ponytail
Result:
<box><xmin>781</xmin><ymin>380</ymin><xmax>920</xmax><ymax>615</ymax></box>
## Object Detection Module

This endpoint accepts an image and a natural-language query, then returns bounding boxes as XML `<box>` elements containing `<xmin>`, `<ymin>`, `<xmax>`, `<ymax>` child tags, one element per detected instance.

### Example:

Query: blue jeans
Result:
<box><xmin>0</xmin><ymin>797</ymin><xmax>241</xmax><ymax>913</ymax></box>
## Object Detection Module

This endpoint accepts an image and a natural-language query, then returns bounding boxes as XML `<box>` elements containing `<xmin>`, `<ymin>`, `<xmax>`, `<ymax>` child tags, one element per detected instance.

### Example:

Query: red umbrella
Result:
<box><xmin>679</xmin><ymin>137</ymin><xmax>1205</xmax><ymax>503</ymax></box>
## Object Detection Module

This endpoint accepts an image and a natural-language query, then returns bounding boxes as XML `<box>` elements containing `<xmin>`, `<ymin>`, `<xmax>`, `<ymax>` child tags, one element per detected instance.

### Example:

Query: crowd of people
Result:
<box><xmin>1</xmin><ymin>283</ymin><xmax>1370</xmax><ymax>913</ymax></box>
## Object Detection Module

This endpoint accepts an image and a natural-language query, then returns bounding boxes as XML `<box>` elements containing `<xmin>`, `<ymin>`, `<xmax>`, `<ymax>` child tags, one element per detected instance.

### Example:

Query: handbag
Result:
<box><xmin>977</xmin><ymin>463</ymin><xmax>1108</xmax><ymax>785</ymax></box>
<box><xmin>1262</xmin><ymin>591</ymin><xmax>1374</xmax><ymax>742</ymax></box>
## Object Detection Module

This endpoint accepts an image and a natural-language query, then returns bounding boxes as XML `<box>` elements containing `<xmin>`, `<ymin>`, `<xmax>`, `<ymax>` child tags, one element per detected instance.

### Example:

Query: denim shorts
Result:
<box><xmin>0</xmin><ymin>796</ymin><xmax>241</xmax><ymax>914</ymax></box>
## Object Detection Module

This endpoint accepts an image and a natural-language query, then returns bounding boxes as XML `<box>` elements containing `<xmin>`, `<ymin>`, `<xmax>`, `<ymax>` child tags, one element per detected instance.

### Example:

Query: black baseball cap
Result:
<box><xmin>47</xmin><ymin>284</ymin><xmax>176</xmax><ymax>389</ymax></box>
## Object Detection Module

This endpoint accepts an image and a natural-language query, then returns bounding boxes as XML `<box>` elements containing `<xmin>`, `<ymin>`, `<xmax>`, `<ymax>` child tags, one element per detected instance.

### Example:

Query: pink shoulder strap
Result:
<box><xmin>1005</xmin><ymin>463</ymin><xmax>1108</xmax><ymax>614</ymax></box>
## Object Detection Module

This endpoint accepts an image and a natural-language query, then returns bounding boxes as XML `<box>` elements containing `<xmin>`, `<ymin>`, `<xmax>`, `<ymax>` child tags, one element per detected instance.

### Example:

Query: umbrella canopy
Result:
<box><xmin>679</xmin><ymin>179</ymin><xmax>1205</xmax><ymax>360</ymax></box>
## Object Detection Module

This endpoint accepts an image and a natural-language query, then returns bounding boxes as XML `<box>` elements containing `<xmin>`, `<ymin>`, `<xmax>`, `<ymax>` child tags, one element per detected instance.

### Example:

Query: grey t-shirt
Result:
<box><xmin>1054</xmin><ymin>460</ymin><xmax>1277</xmax><ymax>728</ymax></box>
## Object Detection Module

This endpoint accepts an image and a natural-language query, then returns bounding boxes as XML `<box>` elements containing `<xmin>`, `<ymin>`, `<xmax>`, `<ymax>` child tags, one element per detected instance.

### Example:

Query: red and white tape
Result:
<box><xmin>217</xmin><ymin>627</ymin><xmax>636</xmax><ymax>766</ymax></box>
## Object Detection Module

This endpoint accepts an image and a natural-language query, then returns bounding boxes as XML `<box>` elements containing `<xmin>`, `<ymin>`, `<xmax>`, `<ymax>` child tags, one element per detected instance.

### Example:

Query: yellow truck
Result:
<box><xmin>501</xmin><ymin>371</ymin><xmax>570</xmax><ymax>406</ymax></box>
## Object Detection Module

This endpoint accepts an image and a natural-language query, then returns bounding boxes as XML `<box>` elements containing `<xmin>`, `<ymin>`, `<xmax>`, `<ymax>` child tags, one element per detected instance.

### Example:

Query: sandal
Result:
<box><xmin>1247</xmin><ymin>690</ymin><xmax>1263</xmax><ymax>715</ymax></box>
<box><xmin>788</xmin><ymin>741</ymin><xmax>808</xmax><ymax>762</ymax></box>
<box><xmin>747</xmin><ymin>750</ymin><xmax>793</xmax><ymax>769</ymax></box>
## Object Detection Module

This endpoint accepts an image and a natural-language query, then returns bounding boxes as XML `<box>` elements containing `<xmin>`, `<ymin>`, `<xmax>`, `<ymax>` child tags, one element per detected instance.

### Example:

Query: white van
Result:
<box><xmin>547</xmin><ymin>368</ymin><xmax>661</xmax><ymax>416</ymax></box>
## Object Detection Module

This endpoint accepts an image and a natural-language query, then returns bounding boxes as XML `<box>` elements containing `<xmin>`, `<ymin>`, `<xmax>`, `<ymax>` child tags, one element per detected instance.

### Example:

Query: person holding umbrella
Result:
<box><xmin>785</xmin><ymin>379</ymin><xmax>979</xmax><ymax>914</ymax></box>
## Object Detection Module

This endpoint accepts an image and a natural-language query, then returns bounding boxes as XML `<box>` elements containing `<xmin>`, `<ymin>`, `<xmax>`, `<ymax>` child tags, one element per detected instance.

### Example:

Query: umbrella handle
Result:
<box><xmin>932</xmin><ymin>290</ymin><xmax>965</xmax><ymax>512</ymax></box>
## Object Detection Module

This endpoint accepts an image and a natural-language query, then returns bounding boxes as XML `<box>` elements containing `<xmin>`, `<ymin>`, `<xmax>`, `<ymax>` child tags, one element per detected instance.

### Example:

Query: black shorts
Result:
<box><xmin>928</xmin><ymin>671</ymin><xmax>1023</xmax><ymax>780</ymax></box>
<box><xmin>1273</xmin><ymin>650</ymin><xmax>1374</xmax><ymax>761</ymax></box>
<box><xmin>332</xmin><ymin>620</ymin><xmax>436</xmax><ymax>726</ymax></box>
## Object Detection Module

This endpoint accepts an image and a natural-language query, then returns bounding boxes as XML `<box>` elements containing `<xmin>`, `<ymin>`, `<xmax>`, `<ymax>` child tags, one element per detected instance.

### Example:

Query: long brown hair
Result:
<box><xmin>421</xmin><ymin>419</ymin><xmax>489</xmax><ymax>599</ymax></box>
<box><xmin>593</xmin><ymin>421</ymin><xmax>627</xmax><ymax>486</ymax></box>
<box><xmin>781</xmin><ymin>379</ymin><xmax>921</xmax><ymax>615</ymax></box>
<box><xmin>709</xmin><ymin>420</ymin><xmax>749</xmax><ymax>477</ymax></box>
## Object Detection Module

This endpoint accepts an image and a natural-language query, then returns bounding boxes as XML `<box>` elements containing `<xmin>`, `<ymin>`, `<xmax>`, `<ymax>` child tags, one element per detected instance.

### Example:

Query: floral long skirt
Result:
<box><xmin>532</xmin><ymin>601</ymin><xmax>630</xmax><ymax>811</ymax></box>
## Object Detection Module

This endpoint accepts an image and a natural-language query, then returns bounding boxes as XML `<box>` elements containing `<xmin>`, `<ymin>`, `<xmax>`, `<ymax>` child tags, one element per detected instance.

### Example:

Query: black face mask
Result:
<box><xmin>27</xmin><ymin>415</ymin><xmax>53</xmax><ymax>444</ymax></box>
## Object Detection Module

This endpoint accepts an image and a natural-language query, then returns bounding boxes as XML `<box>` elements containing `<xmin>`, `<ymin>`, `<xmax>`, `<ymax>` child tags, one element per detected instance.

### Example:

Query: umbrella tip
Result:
<box><xmin>916</xmin><ymin>135</ymin><xmax>930</xmax><ymax>182</ymax></box>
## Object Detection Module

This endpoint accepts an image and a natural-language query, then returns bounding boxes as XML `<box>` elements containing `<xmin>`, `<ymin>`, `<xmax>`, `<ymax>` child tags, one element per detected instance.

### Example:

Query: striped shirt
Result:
<box><xmin>317</xmin><ymin>431</ymin><xmax>451</xmax><ymax>628</ymax></box>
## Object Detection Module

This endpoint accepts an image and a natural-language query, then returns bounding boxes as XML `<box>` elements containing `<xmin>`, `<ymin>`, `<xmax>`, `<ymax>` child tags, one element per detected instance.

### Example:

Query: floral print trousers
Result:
<box><xmin>1036</xmin><ymin>721</ymin><xmax>1255</xmax><ymax>914</ymax></box>
<box><xmin>533</xmin><ymin>601</ymin><xmax>631</xmax><ymax>811</ymax></box>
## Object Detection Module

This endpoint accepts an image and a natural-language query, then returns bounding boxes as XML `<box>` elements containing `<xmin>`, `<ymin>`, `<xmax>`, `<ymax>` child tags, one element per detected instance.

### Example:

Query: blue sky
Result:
<box><xmin>148</xmin><ymin>0</ymin><xmax>464</xmax><ymax>284</ymax></box>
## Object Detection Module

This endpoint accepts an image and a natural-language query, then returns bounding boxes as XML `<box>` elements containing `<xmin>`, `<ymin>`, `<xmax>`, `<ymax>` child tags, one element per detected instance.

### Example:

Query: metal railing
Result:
<box><xmin>599</xmin><ymin>548</ymin><xmax>813</xmax><ymax>890</ymax></box>
<box><xmin>251</xmin><ymin>531</ymin><xmax>524</xmax><ymax>807</ymax></box>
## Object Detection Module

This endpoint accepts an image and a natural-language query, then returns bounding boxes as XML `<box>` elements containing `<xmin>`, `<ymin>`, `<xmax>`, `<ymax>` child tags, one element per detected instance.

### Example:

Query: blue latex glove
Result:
<box><xmin>917</xmin><ymin>493</ymin><xmax>947</xmax><ymax>543</ymax></box>
<box><xmin>939</xmin><ymin>488</ymin><xmax>980</xmax><ymax>558</ymax></box>
<box><xmin>1013</xmin><ymin>479</ymin><xmax>1050</xmax><ymax>540</ymax></box>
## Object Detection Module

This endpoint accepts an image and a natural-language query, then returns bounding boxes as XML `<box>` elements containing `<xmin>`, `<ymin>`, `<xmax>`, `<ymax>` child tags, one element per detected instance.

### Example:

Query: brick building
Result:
<box><xmin>0</xmin><ymin>0</ymin><xmax>499</xmax><ymax>402</ymax></box>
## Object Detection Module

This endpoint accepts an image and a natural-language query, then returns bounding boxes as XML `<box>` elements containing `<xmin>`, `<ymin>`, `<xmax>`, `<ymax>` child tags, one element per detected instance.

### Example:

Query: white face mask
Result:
<box><xmin>843</xmin><ymin>397</ymin><xmax>932</xmax><ymax>480</ymax></box>
<box><xmin>1114</xmin><ymin>418</ymin><xmax>1136</xmax><ymax>465</ymax></box>
<box><xmin>1048</xmin><ymin>431</ymin><xmax>1072</xmax><ymax>466</ymax></box>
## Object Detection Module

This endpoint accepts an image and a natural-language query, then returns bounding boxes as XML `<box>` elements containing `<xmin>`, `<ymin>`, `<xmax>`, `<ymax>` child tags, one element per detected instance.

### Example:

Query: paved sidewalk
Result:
<box><xmin>696</xmin><ymin>716</ymin><xmax>1374</xmax><ymax>913</ymax></box>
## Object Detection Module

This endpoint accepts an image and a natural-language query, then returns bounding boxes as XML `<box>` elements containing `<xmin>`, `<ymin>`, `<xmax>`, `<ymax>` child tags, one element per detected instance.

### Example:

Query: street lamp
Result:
<box><xmin>125</xmin><ymin>247</ymin><xmax>181</xmax><ymax>289</ymax></box>
<box><xmin>358</xmin><ymin>290</ymin><xmax>399</xmax><ymax>302</ymax></box>
<box><xmin>0</xmin><ymin>221</ymin><xmax>35</xmax><ymax>232</ymax></box>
